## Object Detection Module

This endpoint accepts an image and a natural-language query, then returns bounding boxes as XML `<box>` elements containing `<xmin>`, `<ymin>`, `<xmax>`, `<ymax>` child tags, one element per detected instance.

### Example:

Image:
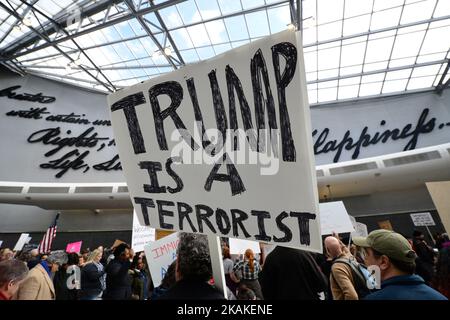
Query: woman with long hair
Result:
<box><xmin>222</xmin><ymin>246</ymin><xmax>239</xmax><ymax>295</ymax></box>
<box><xmin>232</xmin><ymin>249</ymin><xmax>263</xmax><ymax>299</ymax></box>
<box><xmin>79</xmin><ymin>249</ymin><xmax>106</xmax><ymax>300</ymax></box>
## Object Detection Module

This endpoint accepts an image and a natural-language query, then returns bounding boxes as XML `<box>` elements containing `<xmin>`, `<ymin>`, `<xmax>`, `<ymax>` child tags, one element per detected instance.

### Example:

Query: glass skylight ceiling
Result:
<box><xmin>0</xmin><ymin>0</ymin><xmax>449</xmax><ymax>105</ymax></box>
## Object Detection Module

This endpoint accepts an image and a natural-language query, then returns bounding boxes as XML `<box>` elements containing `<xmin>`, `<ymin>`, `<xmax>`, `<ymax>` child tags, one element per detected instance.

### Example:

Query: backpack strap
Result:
<box><xmin>332</xmin><ymin>258</ymin><xmax>366</xmax><ymax>287</ymax></box>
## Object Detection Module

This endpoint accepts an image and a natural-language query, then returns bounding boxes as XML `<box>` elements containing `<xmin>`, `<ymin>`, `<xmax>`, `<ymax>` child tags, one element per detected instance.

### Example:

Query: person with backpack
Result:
<box><xmin>325</xmin><ymin>235</ymin><xmax>370</xmax><ymax>300</ymax></box>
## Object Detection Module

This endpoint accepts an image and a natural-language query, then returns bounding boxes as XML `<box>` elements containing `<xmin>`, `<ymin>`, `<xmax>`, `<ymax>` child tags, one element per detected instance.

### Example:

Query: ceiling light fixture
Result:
<box><xmin>164</xmin><ymin>47</ymin><xmax>172</xmax><ymax>56</ymax></box>
<box><xmin>22</xmin><ymin>17</ymin><xmax>32</xmax><ymax>27</ymax></box>
<box><xmin>287</xmin><ymin>23</ymin><xmax>296</xmax><ymax>31</ymax></box>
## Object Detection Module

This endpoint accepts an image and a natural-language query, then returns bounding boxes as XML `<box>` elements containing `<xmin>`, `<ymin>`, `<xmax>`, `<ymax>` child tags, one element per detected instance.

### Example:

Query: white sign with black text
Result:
<box><xmin>108</xmin><ymin>30</ymin><xmax>321</xmax><ymax>252</ymax></box>
<box><xmin>410</xmin><ymin>212</ymin><xmax>436</xmax><ymax>226</ymax></box>
<box><xmin>131</xmin><ymin>210</ymin><xmax>155</xmax><ymax>252</ymax></box>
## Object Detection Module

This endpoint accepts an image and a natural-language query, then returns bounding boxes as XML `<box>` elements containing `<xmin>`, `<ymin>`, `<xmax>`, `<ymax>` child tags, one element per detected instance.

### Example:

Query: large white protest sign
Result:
<box><xmin>13</xmin><ymin>233</ymin><xmax>30</xmax><ymax>251</ymax></box>
<box><xmin>143</xmin><ymin>232</ymin><xmax>179</xmax><ymax>287</ymax></box>
<box><xmin>319</xmin><ymin>201</ymin><xmax>354</xmax><ymax>235</ymax></box>
<box><xmin>410</xmin><ymin>212</ymin><xmax>436</xmax><ymax>226</ymax></box>
<box><xmin>131</xmin><ymin>210</ymin><xmax>155</xmax><ymax>252</ymax></box>
<box><xmin>229</xmin><ymin>238</ymin><xmax>261</xmax><ymax>255</ymax></box>
<box><xmin>108</xmin><ymin>30</ymin><xmax>321</xmax><ymax>252</ymax></box>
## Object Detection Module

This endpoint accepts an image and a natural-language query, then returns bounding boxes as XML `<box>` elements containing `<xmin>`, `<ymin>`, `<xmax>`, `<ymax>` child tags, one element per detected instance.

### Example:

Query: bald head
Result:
<box><xmin>325</xmin><ymin>236</ymin><xmax>342</xmax><ymax>259</ymax></box>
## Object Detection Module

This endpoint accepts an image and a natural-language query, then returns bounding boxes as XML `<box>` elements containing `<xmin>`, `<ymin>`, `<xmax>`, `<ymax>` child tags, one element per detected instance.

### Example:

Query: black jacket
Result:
<box><xmin>259</xmin><ymin>246</ymin><xmax>328</xmax><ymax>300</ymax></box>
<box><xmin>157</xmin><ymin>279</ymin><xmax>225</xmax><ymax>300</ymax></box>
<box><xmin>103</xmin><ymin>259</ymin><xmax>132</xmax><ymax>300</ymax></box>
<box><xmin>53</xmin><ymin>268</ymin><xmax>78</xmax><ymax>300</ymax></box>
<box><xmin>80</xmin><ymin>262</ymin><xmax>105</xmax><ymax>298</ymax></box>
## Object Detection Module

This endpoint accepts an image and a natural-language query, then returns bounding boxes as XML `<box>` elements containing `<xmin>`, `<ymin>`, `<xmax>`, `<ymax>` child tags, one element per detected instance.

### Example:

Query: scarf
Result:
<box><xmin>94</xmin><ymin>262</ymin><xmax>106</xmax><ymax>291</ymax></box>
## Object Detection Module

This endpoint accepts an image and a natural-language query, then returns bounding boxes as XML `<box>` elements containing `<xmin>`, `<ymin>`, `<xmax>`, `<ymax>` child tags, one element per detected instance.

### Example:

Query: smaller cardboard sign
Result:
<box><xmin>320</xmin><ymin>201</ymin><xmax>355</xmax><ymax>235</ymax></box>
<box><xmin>131</xmin><ymin>210</ymin><xmax>155</xmax><ymax>252</ymax></box>
<box><xmin>66</xmin><ymin>241</ymin><xmax>82</xmax><ymax>253</ymax></box>
<box><xmin>229</xmin><ymin>238</ymin><xmax>261</xmax><ymax>255</ymax></box>
<box><xmin>410</xmin><ymin>212</ymin><xmax>436</xmax><ymax>226</ymax></box>
<box><xmin>13</xmin><ymin>233</ymin><xmax>30</xmax><ymax>251</ymax></box>
<box><xmin>144</xmin><ymin>232</ymin><xmax>179</xmax><ymax>287</ymax></box>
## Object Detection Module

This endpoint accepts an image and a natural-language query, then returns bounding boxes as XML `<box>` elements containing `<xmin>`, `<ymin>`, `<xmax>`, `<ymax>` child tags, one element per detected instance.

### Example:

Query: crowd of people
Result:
<box><xmin>0</xmin><ymin>229</ymin><xmax>449</xmax><ymax>300</ymax></box>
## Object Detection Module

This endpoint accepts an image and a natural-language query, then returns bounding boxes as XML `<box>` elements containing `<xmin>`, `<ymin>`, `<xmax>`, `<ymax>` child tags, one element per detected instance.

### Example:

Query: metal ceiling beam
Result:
<box><xmin>304</xmin><ymin>14</ymin><xmax>450</xmax><ymax>49</ymax></box>
<box><xmin>1</xmin><ymin>0</ymin><xmax>123</xmax><ymax>56</ymax></box>
<box><xmin>1</xmin><ymin>0</ymin><xmax>289</xmax><ymax>62</ymax></box>
<box><xmin>307</xmin><ymin>59</ymin><xmax>447</xmax><ymax>85</ymax></box>
<box><xmin>17</xmin><ymin>0</ymin><xmax>117</xmax><ymax>92</ymax></box>
<box><xmin>435</xmin><ymin>60</ymin><xmax>450</xmax><ymax>94</ymax></box>
<box><xmin>0</xmin><ymin>0</ymin><xmax>187</xmax><ymax>62</ymax></box>
<box><xmin>27</xmin><ymin>70</ymin><xmax>102</xmax><ymax>85</ymax></box>
<box><xmin>0</xmin><ymin>0</ymin><xmax>39</xmax><ymax>44</ymax></box>
<box><xmin>149</xmin><ymin>0</ymin><xmax>185</xmax><ymax>65</ymax></box>
<box><xmin>0</xmin><ymin>2</ymin><xmax>114</xmax><ymax>92</ymax></box>
<box><xmin>123</xmin><ymin>0</ymin><xmax>177</xmax><ymax>69</ymax></box>
<box><xmin>22</xmin><ymin>64</ymin><xmax>172</xmax><ymax>70</ymax></box>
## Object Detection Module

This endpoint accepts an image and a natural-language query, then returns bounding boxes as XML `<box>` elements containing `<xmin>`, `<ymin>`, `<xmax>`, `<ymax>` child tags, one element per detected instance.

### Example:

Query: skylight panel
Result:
<box><xmin>158</xmin><ymin>5</ymin><xmax>184</xmax><ymax>28</ymax></box>
<box><xmin>345</xmin><ymin>0</ymin><xmax>373</xmax><ymax>18</ymax></box>
<box><xmin>224</xmin><ymin>15</ymin><xmax>249</xmax><ymax>41</ymax></box>
<box><xmin>344</xmin><ymin>15</ymin><xmax>371</xmax><ymax>36</ymax></box>
<box><xmin>411</xmin><ymin>64</ymin><xmax>442</xmax><ymax>77</ymax></box>
<box><xmin>266</xmin><ymin>5</ymin><xmax>291</xmax><ymax>34</ymax></box>
<box><xmin>195</xmin><ymin>0</ymin><xmax>221</xmax><ymax>19</ymax></box>
<box><xmin>317</xmin><ymin>0</ymin><xmax>344</xmax><ymax>25</ymax></box>
<box><xmin>364</xmin><ymin>36</ymin><xmax>395</xmax><ymax>63</ymax></box>
<box><xmin>180</xmin><ymin>48</ymin><xmax>200</xmax><ymax>63</ymax></box>
<box><xmin>400</xmin><ymin>0</ymin><xmax>436</xmax><ymax>24</ymax></box>
<box><xmin>382</xmin><ymin>78</ymin><xmax>408</xmax><ymax>93</ymax></box>
<box><xmin>419</xmin><ymin>25</ymin><xmax>450</xmax><ymax>55</ymax></box>
<box><xmin>317</xmin><ymin>46</ymin><xmax>341</xmax><ymax>72</ymax></box>
<box><xmin>370</xmin><ymin>6</ymin><xmax>402</xmax><ymax>30</ymax></box>
<box><xmin>318</xmin><ymin>87</ymin><xmax>338</xmax><ymax>102</ymax></box>
<box><xmin>213</xmin><ymin>43</ymin><xmax>232</xmax><ymax>55</ymax></box>
<box><xmin>245</xmin><ymin>11</ymin><xmax>270</xmax><ymax>38</ymax></box>
<box><xmin>176</xmin><ymin>1</ymin><xmax>202</xmax><ymax>24</ymax></box>
<box><xmin>434</xmin><ymin>0</ymin><xmax>450</xmax><ymax>17</ymax></box>
<box><xmin>304</xmin><ymin>50</ymin><xmax>317</xmax><ymax>73</ymax></box>
<box><xmin>340</xmin><ymin>65</ymin><xmax>363</xmax><ymax>76</ymax></box>
<box><xmin>416</xmin><ymin>52</ymin><xmax>446</xmax><ymax>63</ymax></box>
<box><xmin>204</xmin><ymin>20</ymin><xmax>228</xmax><ymax>44</ymax></box>
<box><xmin>197</xmin><ymin>46</ymin><xmax>215</xmax><ymax>60</ymax></box>
<box><xmin>407</xmin><ymin>75</ymin><xmax>436</xmax><ymax>89</ymax></box>
<box><xmin>373</xmin><ymin>0</ymin><xmax>405</xmax><ymax>12</ymax></box>
<box><xmin>385</xmin><ymin>68</ymin><xmax>413</xmax><ymax>80</ymax></box>
<box><xmin>391</xmin><ymin>31</ymin><xmax>425</xmax><ymax>60</ymax></box>
<box><xmin>362</xmin><ymin>73</ymin><xmax>386</xmax><ymax>83</ymax></box>
<box><xmin>338</xmin><ymin>84</ymin><xmax>360</xmax><ymax>99</ymax></box>
<box><xmin>359</xmin><ymin>81</ymin><xmax>382</xmax><ymax>96</ymax></box>
<box><xmin>170</xmin><ymin>28</ymin><xmax>195</xmax><ymax>49</ymax></box>
<box><xmin>217</xmin><ymin>0</ymin><xmax>242</xmax><ymax>15</ymax></box>
<box><xmin>318</xmin><ymin>21</ymin><xmax>342</xmax><ymax>42</ymax></box>
<box><xmin>341</xmin><ymin>42</ymin><xmax>366</xmax><ymax>67</ymax></box>
<box><xmin>186</xmin><ymin>23</ymin><xmax>211</xmax><ymax>46</ymax></box>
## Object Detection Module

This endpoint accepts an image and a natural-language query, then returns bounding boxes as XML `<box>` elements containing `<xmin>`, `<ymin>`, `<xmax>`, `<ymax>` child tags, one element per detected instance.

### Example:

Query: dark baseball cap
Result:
<box><xmin>353</xmin><ymin>229</ymin><xmax>416</xmax><ymax>263</ymax></box>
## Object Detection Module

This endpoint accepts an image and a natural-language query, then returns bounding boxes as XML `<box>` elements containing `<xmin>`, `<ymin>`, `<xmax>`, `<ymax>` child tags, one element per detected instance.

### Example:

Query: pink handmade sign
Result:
<box><xmin>66</xmin><ymin>241</ymin><xmax>82</xmax><ymax>253</ymax></box>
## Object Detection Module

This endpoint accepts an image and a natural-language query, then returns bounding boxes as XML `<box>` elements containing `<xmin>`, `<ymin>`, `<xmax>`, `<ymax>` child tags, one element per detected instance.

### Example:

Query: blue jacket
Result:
<box><xmin>364</xmin><ymin>274</ymin><xmax>447</xmax><ymax>300</ymax></box>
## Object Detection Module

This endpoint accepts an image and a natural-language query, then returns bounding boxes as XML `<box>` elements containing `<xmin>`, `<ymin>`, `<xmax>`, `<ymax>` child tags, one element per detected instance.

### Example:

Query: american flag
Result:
<box><xmin>38</xmin><ymin>213</ymin><xmax>60</xmax><ymax>254</ymax></box>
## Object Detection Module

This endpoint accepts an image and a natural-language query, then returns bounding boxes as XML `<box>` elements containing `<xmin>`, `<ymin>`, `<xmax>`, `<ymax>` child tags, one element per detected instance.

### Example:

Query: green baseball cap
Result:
<box><xmin>353</xmin><ymin>229</ymin><xmax>417</xmax><ymax>263</ymax></box>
